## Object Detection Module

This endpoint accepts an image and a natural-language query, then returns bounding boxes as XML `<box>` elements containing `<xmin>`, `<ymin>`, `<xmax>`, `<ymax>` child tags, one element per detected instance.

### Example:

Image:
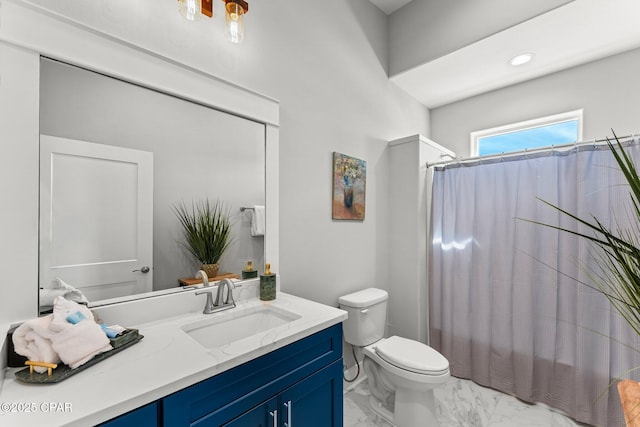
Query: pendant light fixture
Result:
<box><xmin>223</xmin><ymin>0</ymin><xmax>248</xmax><ymax>44</ymax></box>
<box><xmin>178</xmin><ymin>0</ymin><xmax>202</xmax><ymax>21</ymax></box>
<box><xmin>177</xmin><ymin>0</ymin><xmax>249</xmax><ymax>44</ymax></box>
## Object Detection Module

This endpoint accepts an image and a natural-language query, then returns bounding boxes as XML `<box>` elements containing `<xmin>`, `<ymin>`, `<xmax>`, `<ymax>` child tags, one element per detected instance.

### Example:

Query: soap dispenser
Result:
<box><xmin>242</xmin><ymin>260</ymin><xmax>258</xmax><ymax>279</ymax></box>
<box><xmin>260</xmin><ymin>263</ymin><xmax>276</xmax><ymax>301</ymax></box>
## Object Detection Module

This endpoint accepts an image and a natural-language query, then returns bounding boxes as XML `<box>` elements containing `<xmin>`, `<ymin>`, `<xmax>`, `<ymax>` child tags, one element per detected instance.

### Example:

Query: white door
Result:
<box><xmin>39</xmin><ymin>135</ymin><xmax>153</xmax><ymax>304</ymax></box>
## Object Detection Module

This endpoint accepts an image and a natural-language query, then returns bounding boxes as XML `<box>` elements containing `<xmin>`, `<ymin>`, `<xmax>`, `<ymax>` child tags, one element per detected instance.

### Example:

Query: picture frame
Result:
<box><xmin>332</xmin><ymin>152</ymin><xmax>366</xmax><ymax>220</ymax></box>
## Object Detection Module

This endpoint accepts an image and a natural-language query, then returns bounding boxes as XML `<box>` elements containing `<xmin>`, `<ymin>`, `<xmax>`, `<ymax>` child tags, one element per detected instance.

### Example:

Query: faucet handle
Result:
<box><xmin>195</xmin><ymin>290</ymin><xmax>215</xmax><ymax>314</ymax></box>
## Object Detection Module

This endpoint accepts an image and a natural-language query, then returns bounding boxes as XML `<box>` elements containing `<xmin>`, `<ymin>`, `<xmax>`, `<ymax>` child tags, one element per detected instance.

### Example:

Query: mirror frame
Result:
<box><xmin>0</xmin><ymin>0</ymin><xmax>279</xmax><ymax>320</ymax></box>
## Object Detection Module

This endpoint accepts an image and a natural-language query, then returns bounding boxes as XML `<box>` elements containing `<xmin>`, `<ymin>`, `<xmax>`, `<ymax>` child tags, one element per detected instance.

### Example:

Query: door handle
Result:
<box><xmin>269</xmin><ymin>409</ymin><xmax>278</xmax><ymax>427</ymax></box>
<box><xmin>284</xmin><ymin>400</ymin><xmax>292</xmax><ymax>427</ymax></box>
<box><xmin>133</xmin><ymin>266</ymin><xmax>150</xmax><ymax>273</ymax></box>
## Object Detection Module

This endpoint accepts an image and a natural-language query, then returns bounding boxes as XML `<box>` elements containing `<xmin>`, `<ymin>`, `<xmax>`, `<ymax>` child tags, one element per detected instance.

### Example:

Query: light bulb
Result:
<box><xmin>179</xmin><ymin>0</ymin><xmax>202</xmax><ymax>21</ymax></box>
<box><xmin>225</xmin><ymin>2</ymin><xmax>245</xmax><ymax>43</ymax></box>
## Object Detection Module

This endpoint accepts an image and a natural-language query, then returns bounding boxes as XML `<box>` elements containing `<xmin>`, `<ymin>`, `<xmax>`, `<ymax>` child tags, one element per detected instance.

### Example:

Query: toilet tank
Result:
<box><xmin>338</xmin><ymin>288</ymin><xmax>388</xmax><ymax>347</ymax></box>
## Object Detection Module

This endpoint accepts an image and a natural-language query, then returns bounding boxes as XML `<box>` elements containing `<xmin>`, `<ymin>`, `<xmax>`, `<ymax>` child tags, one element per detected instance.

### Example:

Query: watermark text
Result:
<box><xmin>1</xmin><ymin>402</ymin><xmax>72</xmax><ymax>413</ymax></box>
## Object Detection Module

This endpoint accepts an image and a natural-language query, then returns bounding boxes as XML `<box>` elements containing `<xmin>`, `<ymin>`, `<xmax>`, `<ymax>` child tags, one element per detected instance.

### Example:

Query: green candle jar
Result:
<box><xmin>260</xmin><ymin>263</ymin><xmax>276</xmax><ymax>301</ymax></box>
<box><xmin>242</xmin><ymin>260</ymin><xmax>258</xmax><ymax>279</ymax></box>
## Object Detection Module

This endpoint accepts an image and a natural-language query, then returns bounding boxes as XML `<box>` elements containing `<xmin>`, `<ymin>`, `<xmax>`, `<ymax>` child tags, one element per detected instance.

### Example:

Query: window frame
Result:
<box><xmin>470</xmin><ymin>109</ymin><xmax>584</xmax><ymax>157</ymax></box>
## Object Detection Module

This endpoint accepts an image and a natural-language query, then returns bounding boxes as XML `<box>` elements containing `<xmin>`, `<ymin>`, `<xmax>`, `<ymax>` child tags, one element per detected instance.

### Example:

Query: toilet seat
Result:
<box><xmin>375</xmin><ymin>336</ymin><xmax>449</xmax><ymax>376</ymax></box>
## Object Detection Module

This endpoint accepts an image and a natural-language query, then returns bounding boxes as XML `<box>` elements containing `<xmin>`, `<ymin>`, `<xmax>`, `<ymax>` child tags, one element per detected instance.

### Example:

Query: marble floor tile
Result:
<box><xmin>344</xmin><ymin>378</ymin><xmax>393</xmax><ymax>427</ymax></box>
<box><xmin>344</xmin><ymin>376</ymin><xmax>581</xmax><ymax>427</ymax></box>
<box><xmin>435</xmin><ymin>376</ymin><xmax>501</xmax><ymax>427</ymax></box>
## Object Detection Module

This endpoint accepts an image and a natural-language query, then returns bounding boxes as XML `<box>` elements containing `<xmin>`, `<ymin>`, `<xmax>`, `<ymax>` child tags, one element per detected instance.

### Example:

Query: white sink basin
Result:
<box><xmin>181</xmin><ymin>305</ymin><xmax>301</xmax><ymax>349</ymax></box>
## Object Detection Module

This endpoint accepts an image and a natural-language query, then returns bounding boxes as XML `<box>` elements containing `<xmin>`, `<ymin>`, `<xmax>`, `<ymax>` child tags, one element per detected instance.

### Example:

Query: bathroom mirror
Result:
<box><xmin>38</xmin><ymin>58</ymin><xmax>266</xmax><ymax>313</ymax></box>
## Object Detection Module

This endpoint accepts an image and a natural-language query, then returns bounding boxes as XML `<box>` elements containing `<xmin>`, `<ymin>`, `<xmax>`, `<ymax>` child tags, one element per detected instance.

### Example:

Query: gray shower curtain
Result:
<box><xmin>429</xmin><ymin>141</ymin><xmax>640</xmax><ymax>427</ymax></box>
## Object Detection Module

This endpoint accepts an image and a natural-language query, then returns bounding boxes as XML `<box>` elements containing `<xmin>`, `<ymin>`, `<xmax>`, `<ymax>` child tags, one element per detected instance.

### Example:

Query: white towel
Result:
<box><xmin>12</xmin><ymin>298</ymin><xmax>111</xmax><ymax>372</ymax></box>
<box><xmin>49</xmin><ymin>297</ymin><xmax>112</xmax><ymax>369</ymax></box>
<box><xmin>12</xmin><ymin>316</ymin><xmax>60</xmax><ymax>373</ymax></box>
<box><xmin>251</xmin><ymin>205</ymin><xmax>265</xmax><ymax>236</ymax></box>
<box><xmin>50</xmin><ymin>320</ymin><xmax>112</xmax><ymax>369</ymax></box>
<box><xmin>39</xmin><ymin>278</ymin><xmax>89</xmax><ymax>307</ymax></box>
<box><xmin>49</xmin><ymin>296</ymin><xmax>95</xmax><ymax>333</ymax></box>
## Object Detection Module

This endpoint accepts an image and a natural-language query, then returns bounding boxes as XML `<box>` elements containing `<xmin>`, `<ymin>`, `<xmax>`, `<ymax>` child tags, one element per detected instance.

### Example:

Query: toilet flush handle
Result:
<box><xmin>360</xmin><ymin>309</ymin><xmax>369</xmax><ymax>314</ymax></box>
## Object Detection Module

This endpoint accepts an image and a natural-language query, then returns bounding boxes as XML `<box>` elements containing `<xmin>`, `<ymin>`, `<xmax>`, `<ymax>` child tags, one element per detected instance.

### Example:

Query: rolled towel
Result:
<box><xmin>12</xmin><ymin>316</ymin><xmax>61</xmax><ymax>373</ymax></box>
<box><xmin>251</xmin><ymin>205</ymin><xmax>265</xmax><ymax>236</ymax></box>
<box><xmin>49</xmin><ymin>296</ymin><xmax>112</xmax><ymax>369</ymax></box>
<box><xmin>39</xmin><ymin>278</ymin><xmax>89</xmax><ymax>307</ymax></box>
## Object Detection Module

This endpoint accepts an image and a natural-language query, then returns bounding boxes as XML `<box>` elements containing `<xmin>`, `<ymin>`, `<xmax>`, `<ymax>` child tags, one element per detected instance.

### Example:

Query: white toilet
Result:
<box><xmin>339</xmin><ymin>288</ymin><xmax>449</xmax><ymax>427</ymax></box>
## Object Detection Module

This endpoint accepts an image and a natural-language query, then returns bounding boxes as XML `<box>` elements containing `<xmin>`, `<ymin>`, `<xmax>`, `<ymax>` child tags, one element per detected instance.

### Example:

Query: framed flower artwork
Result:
<box><xmin>332</xmin><ymin>152</ymin><xmax>366</xmax><ymax>220</ymax></box>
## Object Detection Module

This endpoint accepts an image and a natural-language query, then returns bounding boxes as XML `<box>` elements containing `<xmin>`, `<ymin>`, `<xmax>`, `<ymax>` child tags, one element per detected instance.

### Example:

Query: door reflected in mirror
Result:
<box><xmin>38</xmin><ymin>58</ymin><xmax>266</xmax><ymax>313</ymax></box>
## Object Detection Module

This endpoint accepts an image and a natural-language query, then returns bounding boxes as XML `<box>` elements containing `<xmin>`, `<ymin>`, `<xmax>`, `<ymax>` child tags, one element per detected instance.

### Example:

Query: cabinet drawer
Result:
<box><xmin>163</xmin><ymin>323</ymin><xmax>342</xmax><ymax>426</ymax></box>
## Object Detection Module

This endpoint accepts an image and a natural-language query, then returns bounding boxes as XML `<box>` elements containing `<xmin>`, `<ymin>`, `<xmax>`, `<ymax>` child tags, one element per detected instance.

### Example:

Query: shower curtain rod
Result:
<box><xmin>427</xmin><ymin>133</ymin><xmax>638</xmax><ymax>168</ymax></box>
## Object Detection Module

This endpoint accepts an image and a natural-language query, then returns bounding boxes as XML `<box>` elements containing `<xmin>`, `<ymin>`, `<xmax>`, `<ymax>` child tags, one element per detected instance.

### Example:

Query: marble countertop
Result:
<box><xmin>0</xmin><ymin>290</ymin><xmax>347</xmax><ymax>426</ymax></box>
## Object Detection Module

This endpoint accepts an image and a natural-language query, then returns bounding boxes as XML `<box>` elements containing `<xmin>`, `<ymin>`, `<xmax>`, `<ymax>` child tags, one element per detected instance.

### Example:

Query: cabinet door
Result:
<box><xmin>279</xmin><ymin>359</ymin><xmax>343</xmax><ymax>427</ymax></box>
<box><xmin>222</xmin><ymin>398</ymin><xmax>277</xmax><ymax>427</ymax></box>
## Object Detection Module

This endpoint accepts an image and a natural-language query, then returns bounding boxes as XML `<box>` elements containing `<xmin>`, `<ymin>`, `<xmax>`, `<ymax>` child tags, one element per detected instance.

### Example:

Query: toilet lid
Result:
<box><xmin>375</xmin><ymin>336</ymin><xmax>449</xmax><ymax>375</ymax></box>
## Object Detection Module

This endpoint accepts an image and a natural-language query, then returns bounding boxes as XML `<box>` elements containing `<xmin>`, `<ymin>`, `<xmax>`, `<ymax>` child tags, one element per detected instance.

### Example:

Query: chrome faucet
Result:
<box><xmin>196</xmin><ymin>269</ymin><xmax>210</xmax><ymax>287</ymax></box>
<box><xmin>195</xmin><ymin>278</ymin><xmax>236</xmax><ymax>314</ymax></box>
<box><xmin>214</xmin><ymin>278</ymin><xmax>236</xmax><ymax>308</ymax></box>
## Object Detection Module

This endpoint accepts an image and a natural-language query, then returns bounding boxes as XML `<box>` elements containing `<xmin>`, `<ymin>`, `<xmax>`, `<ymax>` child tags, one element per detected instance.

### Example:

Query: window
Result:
<box><xmin>470</xmin><ymin>110</ymin><xmax>583</xmax><ymax>157</ymax></box>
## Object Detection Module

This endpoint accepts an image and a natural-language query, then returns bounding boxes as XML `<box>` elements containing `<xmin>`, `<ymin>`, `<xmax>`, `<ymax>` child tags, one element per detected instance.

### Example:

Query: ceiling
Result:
<box><xmin>369</xmin><ymin>0</ymin><xmax>640</xmax><ymax>109</ymax></box>
<box><xmin>368</xmin><ymin>0</ymin><xmax>412</xmax><ymax>15</ymax></box>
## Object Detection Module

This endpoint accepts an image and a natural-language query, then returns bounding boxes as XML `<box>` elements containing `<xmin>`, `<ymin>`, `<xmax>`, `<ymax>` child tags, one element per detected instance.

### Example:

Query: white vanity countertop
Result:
<box><xmin>0</xmin><ymin>292</ymin><xmax>347</xmax><ymax>426</ymax></box>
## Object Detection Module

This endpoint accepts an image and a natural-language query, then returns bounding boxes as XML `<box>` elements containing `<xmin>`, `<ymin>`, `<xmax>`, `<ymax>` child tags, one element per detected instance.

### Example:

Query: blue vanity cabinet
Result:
<box><xmin>163</xmin><ymin>323</ymin><xmax>343</xmax><ymax>427</ymax></box>
<box><xmin>98</xmin><ymin>402</ymin><xmax>158</xmax><ymax>426</ymax></box>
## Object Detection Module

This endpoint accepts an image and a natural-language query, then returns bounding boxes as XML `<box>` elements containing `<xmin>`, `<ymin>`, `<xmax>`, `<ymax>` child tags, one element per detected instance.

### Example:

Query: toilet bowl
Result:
<box><xmin>338</xmin><ymin>288</ymin><xmax>450</xmax><ymax>427</ymax></box>
<box><xmin>362</xmin><ymin>336</ymin><xmax>449</xmax><ymax>426</ymax></box>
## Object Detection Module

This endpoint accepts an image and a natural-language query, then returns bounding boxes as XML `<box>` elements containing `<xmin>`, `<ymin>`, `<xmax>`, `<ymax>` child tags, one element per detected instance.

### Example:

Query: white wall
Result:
<box><xmin>431</xmin><ymin>47</ymin><xmax>640</xmax><ymax>157</ymax></box>
<box><xmin>0</xmin><ymin>0</ymin><xmax>430</xmax><ymax>321</ymax></box>
<box><xmin>267</xmin><ymin>4</ymin><xmax>431</xmax><ymax>307</ymax></box>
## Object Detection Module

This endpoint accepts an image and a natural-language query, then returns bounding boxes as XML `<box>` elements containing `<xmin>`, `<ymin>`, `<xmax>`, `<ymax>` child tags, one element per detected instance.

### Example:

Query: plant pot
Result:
<box><xmin>201</xmin><ymin>263</ymin><xmax>219</xmax><ymax>278</ymax></box>
<box><xmin>618</xmin><ymin>379</ymin><xmax>640</xmax><ymax>426</ymax></box>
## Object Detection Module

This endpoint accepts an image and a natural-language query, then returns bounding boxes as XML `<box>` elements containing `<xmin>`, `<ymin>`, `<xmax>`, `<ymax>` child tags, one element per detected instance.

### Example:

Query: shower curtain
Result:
<box><xmin>429</xmin><ymin>141</ymin><xmax>640</xmax><ymax>427</ymax></box>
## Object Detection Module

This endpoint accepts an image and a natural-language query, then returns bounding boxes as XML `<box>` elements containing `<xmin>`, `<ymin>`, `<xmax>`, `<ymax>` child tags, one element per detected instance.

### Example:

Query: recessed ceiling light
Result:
<box><xmin>509</xmin><ymin>53</ymin><xmax>534</xmax><ymax>66</ymax></box>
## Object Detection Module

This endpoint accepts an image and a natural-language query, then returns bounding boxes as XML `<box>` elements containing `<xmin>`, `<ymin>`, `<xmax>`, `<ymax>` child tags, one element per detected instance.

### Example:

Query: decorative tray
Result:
<box><xmin>14</xmin><ymin>329</ymin><xmax>143</xmax><ymax>384</ymax></box>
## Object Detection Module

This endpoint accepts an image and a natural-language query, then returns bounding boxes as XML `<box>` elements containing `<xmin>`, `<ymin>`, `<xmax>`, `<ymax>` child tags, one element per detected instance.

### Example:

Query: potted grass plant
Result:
<box><xmin>530</xmin><ymin>134</ymin><xmax>640</xmax><ymax>425</ymax></box>
<box><xmin>173</xmin><ymin>199</ymin><xmax>232</xmax><ymax>278</ymax></box>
